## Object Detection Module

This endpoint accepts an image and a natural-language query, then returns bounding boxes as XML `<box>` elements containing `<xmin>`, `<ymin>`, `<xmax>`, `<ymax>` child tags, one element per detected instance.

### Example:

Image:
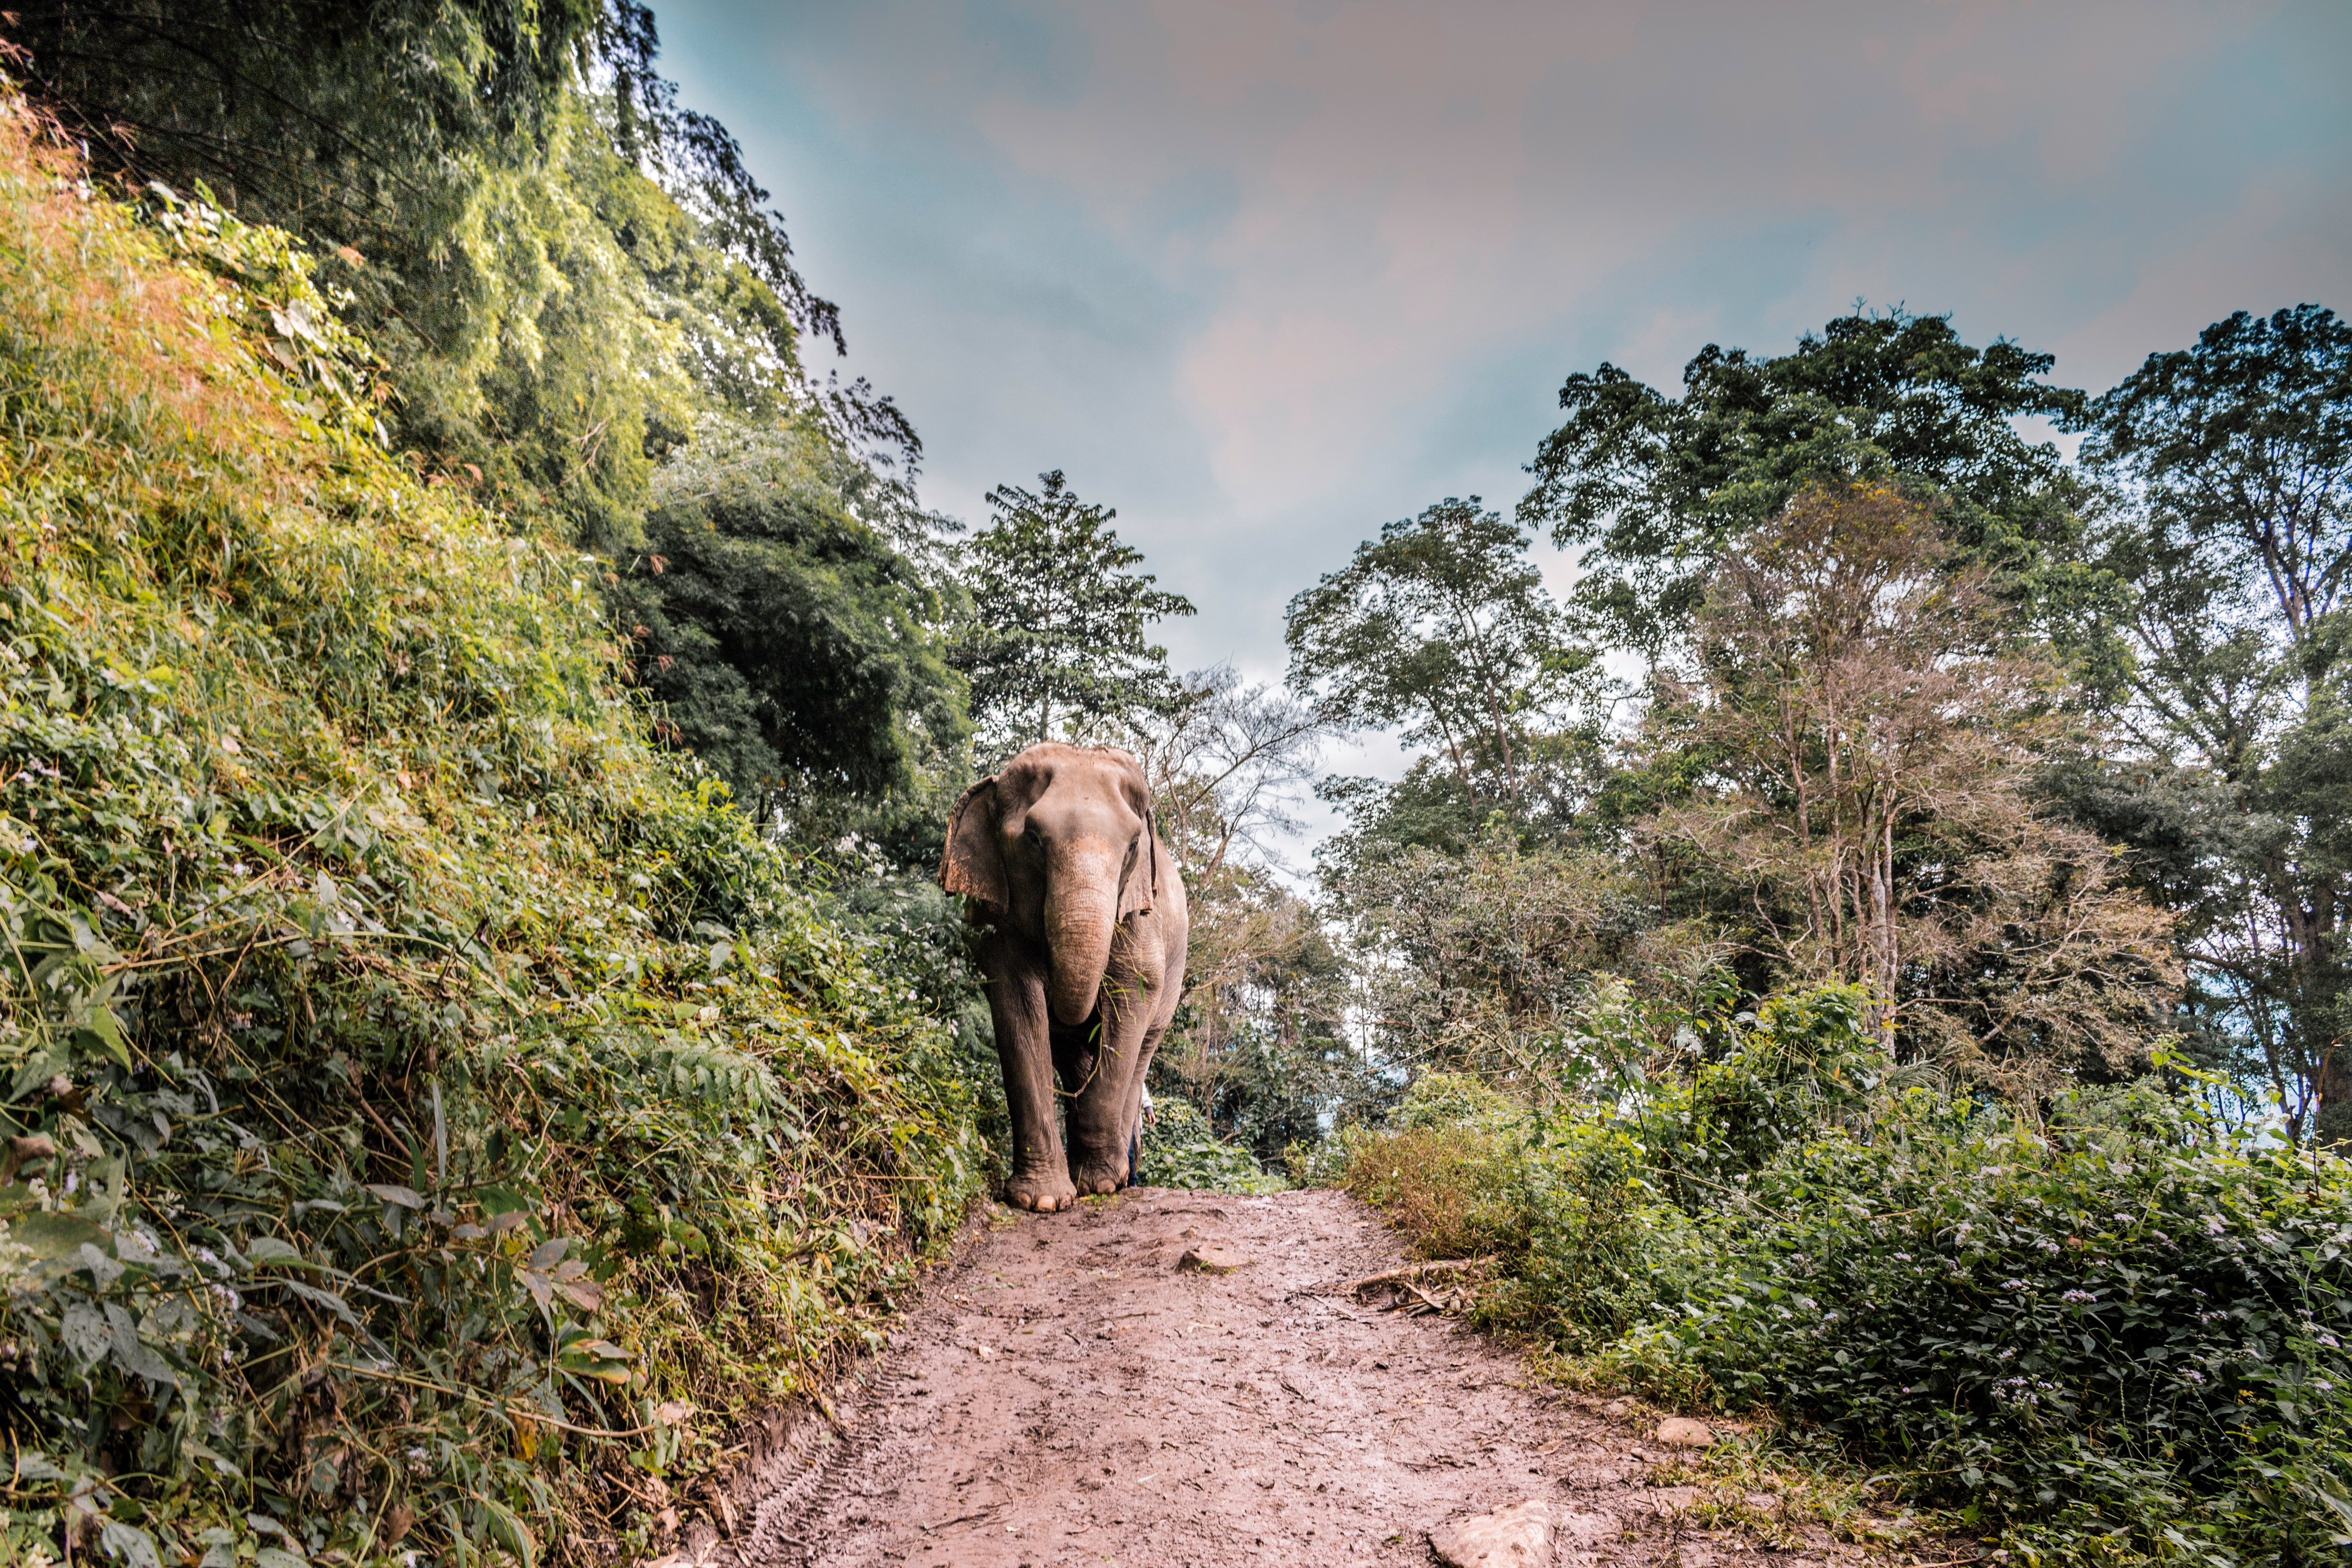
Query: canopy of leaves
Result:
<box><xmin>1287</xmin><ymin>497</ymin><xmax>1608</xmax><ymax>865</ymax></box>
<box><xmin>6</xmin><ymin>0</ymin><xmax>916</xmax><ymax>550</ymax></box>
<box><xmin>1639</xmin><ymin>485</ymin><xmax>2178</xmax><ymax>1089</ymax></box>
<box><xmin>1519</xmin><ymin>310</ymin><xmax>2090</xmax><ymax>658</ymax></box>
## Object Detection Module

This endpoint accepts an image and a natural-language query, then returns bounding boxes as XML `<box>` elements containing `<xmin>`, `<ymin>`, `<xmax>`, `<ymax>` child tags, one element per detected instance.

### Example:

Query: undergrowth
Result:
<box><xmin>0</xmin><ymin>94</ymin><xmax>985</xmax><ymax>1567</ymax></box>
<box><xmin>1139</xmin><ymin>1099</ymin><xmax>1284</xmax><ymax>1194</ymax></box>
<box><xmin>1333</xmin><ymin>987</ymin><xmax>2352</xmax><ymax>1567</ymax></box>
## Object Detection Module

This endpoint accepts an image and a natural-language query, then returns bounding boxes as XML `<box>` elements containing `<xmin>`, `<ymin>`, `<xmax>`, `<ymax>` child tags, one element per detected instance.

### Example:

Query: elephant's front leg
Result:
<box><xmin>1063</xmin><ymin>962</ymin><xmax>1160</xmax><ymax>1196</ymax></box>
<box><xmin>983</xmin><ymin>942</ymin><xmax>1078</xmax><ymax>1213</ymax></box>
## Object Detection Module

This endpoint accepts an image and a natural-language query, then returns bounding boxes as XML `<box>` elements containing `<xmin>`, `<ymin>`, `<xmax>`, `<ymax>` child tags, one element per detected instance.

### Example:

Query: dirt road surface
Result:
<box><xmin>709</xmin><ymin>1187</ymin><xmax>1906</xmax><ymax>1567</ymax></box>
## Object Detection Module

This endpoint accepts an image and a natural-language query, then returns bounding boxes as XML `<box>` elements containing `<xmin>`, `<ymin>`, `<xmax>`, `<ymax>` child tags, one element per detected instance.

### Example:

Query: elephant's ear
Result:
<box><xmin>1117</xmin><ymin>776</ymin><xmax>1158</xmax><ymax>921</ymax></box>
<box><xmin>941</xmin><ymin>777</ymin><xmax>1006</xmax><ymax>907</ymax></box>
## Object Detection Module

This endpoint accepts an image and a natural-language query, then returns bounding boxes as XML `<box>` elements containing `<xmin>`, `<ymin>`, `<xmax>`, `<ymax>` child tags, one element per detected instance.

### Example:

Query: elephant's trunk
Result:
<box><xmin>1044</xmin><ymin>849</ymin><xmax>1121</xmax><ymax>1027</ymax></box>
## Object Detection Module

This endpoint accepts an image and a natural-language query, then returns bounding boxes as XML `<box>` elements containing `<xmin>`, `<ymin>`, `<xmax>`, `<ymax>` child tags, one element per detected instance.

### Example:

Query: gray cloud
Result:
<box><xmin>655</xmin><ymin>0</ymin><xmax>2352</xmax><ymax>694</ymax></box>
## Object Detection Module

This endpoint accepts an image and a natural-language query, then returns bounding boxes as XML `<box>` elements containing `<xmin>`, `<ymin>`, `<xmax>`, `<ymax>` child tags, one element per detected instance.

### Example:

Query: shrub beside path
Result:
<box><xmin>681</xmin><ymin>1188</ymin><xmax>1929</xmax><ymax>1567</ymax></box>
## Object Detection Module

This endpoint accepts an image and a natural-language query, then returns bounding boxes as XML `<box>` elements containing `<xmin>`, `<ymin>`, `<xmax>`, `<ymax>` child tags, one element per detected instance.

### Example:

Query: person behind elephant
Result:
<box><xmin>939</xmin><ymin>744</ymin><xmax>1189</xmax><ymax>1212</ymax></box>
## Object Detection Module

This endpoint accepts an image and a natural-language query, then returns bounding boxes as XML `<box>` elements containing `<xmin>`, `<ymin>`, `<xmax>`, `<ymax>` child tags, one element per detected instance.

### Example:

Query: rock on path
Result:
<box><xmin>703</xmin><ymin>1186</ymin><xmax>1893</xmax><ymax>1567</ymax></box>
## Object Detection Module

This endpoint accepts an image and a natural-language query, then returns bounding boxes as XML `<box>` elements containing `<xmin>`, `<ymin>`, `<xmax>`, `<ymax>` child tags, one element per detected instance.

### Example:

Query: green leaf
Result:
<box><xmin>12</xmin><ymin>1210</ymin><xmax>111</xmax><ymax>1261</ymax></box>
<box><xmin>244</xmin><ymin>1237</ymin><xmax>316</xmax><ymax>1270</ymax></box>
<box><xmin>480</xmin><ymin>1498</ymin><xmax>537</xmax><ymax>1568</ymax></box>
<box><xmin>98</xmin><ymin>1518</ymin><xmax>162</xmax><ymax>1568</ymax></box>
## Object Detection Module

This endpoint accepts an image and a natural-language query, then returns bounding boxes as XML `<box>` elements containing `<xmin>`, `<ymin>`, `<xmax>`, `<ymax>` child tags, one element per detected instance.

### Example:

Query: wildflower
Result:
<box><xmin>2063</xmin><ymin>1289</ymin><xmax>2097</xmax><ymax>1304</ymax></box>
<box><xmin>2002</xmin><ymin>1279</ymin><xmax>2029</xmax><ymax>1291</ymax></box>
<box><xmin>1892</xmin><ymin>1252</ymin><xmax>1912</xmax><ymax>1263</ymax></box>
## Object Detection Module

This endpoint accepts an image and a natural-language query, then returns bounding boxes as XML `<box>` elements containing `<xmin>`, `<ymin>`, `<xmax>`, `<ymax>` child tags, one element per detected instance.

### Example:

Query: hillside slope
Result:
<box><xmin>0</xmin><ymin>94</ymin><xmax>982</xmax><ymax>1567</ymax></box>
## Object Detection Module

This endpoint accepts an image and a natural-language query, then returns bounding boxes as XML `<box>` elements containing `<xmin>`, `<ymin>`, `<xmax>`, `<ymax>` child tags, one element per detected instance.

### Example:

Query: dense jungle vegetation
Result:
<box><xmin>0</xmin><ymin>5</ymin><xmax>2347</xmax><ymax>1566</ymax></box>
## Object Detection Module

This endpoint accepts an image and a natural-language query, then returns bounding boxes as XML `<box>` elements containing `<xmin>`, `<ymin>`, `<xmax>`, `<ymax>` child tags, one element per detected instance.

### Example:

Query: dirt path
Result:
<box><xmin>710</xmin><ymin>1187</ymin><xmax>1901</xmax><ymax>1567</ymax></box>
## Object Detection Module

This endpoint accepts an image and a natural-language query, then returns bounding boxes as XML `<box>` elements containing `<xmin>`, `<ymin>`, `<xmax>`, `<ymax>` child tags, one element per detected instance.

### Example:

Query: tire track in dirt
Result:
<box><xmin>709</xmin><ymin>1187</ymin><xmax>1904</xmax><ymax>1567</ymax></box>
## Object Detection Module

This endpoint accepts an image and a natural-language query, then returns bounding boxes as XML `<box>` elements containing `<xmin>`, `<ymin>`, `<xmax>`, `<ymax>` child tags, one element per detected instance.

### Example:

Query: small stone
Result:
<box><xmin>1429</xmin><ymin>1499</ymin><xmax>1558</xmax><ymax>1567</ymax></box>
<box><xmin>1178</xmin><ymin>1246</ymin><xmax>1250</xmax><ymax>1274</ymax></box>
<box><xmin>1656</xmin><ymin>1416</ymin><xmax>1715</xmax><ymax>1448</ymax></box>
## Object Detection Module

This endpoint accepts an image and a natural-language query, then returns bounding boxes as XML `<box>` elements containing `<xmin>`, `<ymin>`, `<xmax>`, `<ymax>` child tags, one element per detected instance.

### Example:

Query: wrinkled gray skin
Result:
<box><xmin>940</xmin><ymin>744</ymin><xmax>1188</xmax><ymax>1212</ymax></box>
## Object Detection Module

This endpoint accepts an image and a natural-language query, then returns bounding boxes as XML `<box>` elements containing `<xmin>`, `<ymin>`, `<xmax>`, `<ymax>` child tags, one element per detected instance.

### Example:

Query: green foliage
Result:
<box><xmin>1286</xmin><ymin>496</ymin><xmax>1605</xmax><ymax>841</ymax></box>
<box><xmin>1388</xmin><ymin>1070</ymin><xmax>1521</xmax><ymax>1132</ymax></box>
<box><xmin>7</xmin><ymin>0</ymin><xmax>914</xmax><ymax>549</ymax></box>
<box><xmin>0</xmin><ymin>113</ymin><xmax>984</xmax><ymax>1566</ymax></box>
<box><xmin>953</xmin><ymin>470</ymin><xmax>1195</xmax><ymax>761</ymax></box>
<box><xmin>1138</xmin><ymin>1099</ymin><xmax>1284</xmax><ymax>1194</ymax></box>
<box><xmin>10</xmin><ymin>2</ymin><xmax>963</xmax><ymax>839</ymax></box>
<box><xmin>1152</xmin><ymin>873</ymin><xmax>1358</xmax><ymax>1164</ymax></box>
<box><xmin>613</xmin><ymin>419</ymin><xmax>969</xmax><ymax>814</ymax></box>
<box><xmin>2071</xmin><ymin>305</ymin><xmax>2352</xmax><ymax>1146</ymax></box>
<box><xmin>1329</xmin><ymin>984</ymin><xmax>2352</xmax><ymax>1565</ymax></box>
<box><xmin>1519</xmin><ymin>308</ymin><xmax>2095</xmax><ymax>660</ymax></box>
<box><xmin>1644</xmin><ymin>1084</ymin><xmax>2352</xmax><ymax>1563</ymax></box>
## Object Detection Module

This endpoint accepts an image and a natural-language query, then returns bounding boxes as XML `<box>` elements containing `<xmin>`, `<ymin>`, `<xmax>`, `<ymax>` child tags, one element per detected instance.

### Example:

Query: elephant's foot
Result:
<box><xmin>1004</xmin><ymin>1172</ymin><xmax>1078</xmax><ymax>1213</ymax></box>
<box><xmin>1068</xmin><ymin>1154</ymin><xmax>1129</xmax><ymax>1198</ymax></box>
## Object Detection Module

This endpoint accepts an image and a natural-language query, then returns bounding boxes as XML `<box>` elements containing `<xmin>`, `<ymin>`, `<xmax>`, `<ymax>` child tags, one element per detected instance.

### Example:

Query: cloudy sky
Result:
<box><xmin>653</xmin><ymin>0</ymin><xmax>2349</xmax><ymax>813</ymax></box>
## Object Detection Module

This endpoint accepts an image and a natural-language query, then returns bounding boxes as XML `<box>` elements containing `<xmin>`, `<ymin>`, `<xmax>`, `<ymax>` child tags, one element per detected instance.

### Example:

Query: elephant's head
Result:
<box><xmin>940</xmin><ymin>744</ymin><xmax>1160</xmax><ymax>1026</ymax></box>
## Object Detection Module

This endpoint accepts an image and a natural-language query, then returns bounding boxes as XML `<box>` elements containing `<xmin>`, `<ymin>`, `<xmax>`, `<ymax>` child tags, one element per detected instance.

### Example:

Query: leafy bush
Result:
<box><xmin>1334</xmin><ymin>1126</ymin><xmax>1526</xmax><ymax>1262</ymax></box>
<box><xmin>1639</xmin><ymin>1083</ymin><xmax>2352</xmax><ymax>1564</ymax></box>
<box><xmin>1332</xmin><ymin>983</ymin><xmax>2352</xmax><ymax>1565</ymax></box>
<box><xmin>0</xmin><ymin>100</ymin><xmax>984</xmax><ymax>1568</ymax></box>
<box><xmin>1388</xmin><ymin>1070</ymin><xmax>1522</xmax><ymax>1132</ymax></box>
<box><xmin>1140</xmin><ymin>1099</ymin><xmax>1284</xmax><ymax>1193</ymax></box>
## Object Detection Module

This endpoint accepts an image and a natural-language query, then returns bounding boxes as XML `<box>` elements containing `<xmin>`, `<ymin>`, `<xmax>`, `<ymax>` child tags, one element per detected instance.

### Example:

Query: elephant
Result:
<box><xmin>940</xmin><ymin>743</ymin><xmax>1188</xmax><ymax>1212</ymax></box>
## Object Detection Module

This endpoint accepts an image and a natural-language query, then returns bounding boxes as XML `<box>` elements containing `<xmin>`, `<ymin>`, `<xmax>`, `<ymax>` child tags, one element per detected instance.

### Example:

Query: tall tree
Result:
<box><xmin>1518</xmin><ymin>309</ymin><xmax>2092</xmax><ymax>661</ymax></box>
<box><xmin>953</xmin><ymin>470</ymin><xmax>1195</xmax><ymax>760</ymax></box>
<box><xmin>1640</xmin><ymin>484</ymin><xmax>2178</xmax><ymax>1091</ymax></box>
<box><xmin>2074</xmin><ymin>304</ymin><xmax>2352</xmax><ymax>1142</ymax></box>
<box><xmin>1284</xmin><ymin>496</ymin><xmax>1605</xmax><ymax>848</ymax></box>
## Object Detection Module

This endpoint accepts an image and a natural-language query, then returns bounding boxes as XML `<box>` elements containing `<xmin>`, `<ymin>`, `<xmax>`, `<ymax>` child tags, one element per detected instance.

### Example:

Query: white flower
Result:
<box><xmin>2003</xmin><ymin>1279</ymin><xmax>2030</xmax><ymax>1291</ymax></box>
<box><xmin>2063</xmin><ymin>1290</ymin><xmax>2097</xmax><ymax>1304</ymax></box>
